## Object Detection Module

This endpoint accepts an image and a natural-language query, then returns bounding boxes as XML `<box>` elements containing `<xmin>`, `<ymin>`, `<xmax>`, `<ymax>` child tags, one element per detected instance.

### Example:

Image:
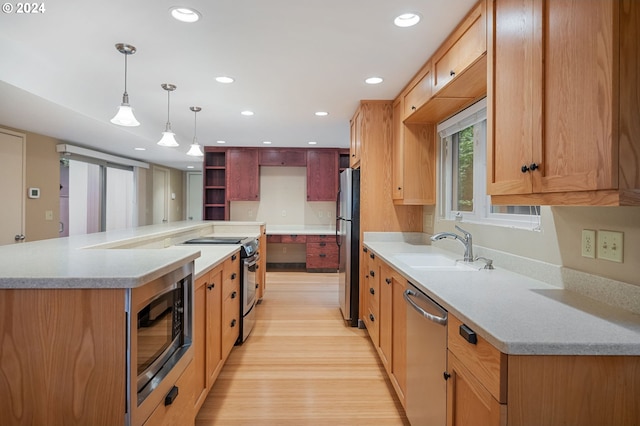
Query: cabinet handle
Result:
<box><xmin>369</xmin><ymin>270</ymin><xmax>375</xmax><ymax>277</ymax></box>
<box><xmin>521</xmin><ymin>163</ymin><xmax>540</xmax><ymax>173</ymax></box>
<box><xmin>319</xmin><ymin>242</ymin><xmax>326</xmax><ymax>247</ymax></box>
<box><xmin>529</xmin><ymin>162</ymin><xmax>539</xmax><ymax>171</ymax></box>
<box><xmin>521</xmin><ymin>164</ymin><xmax>530</xmax><ymax>173</ymax></box>
<box><xmin>397</xmin><ymin>187</ymin><xmax>402</xmax><ymax>190</ymax></box>
<box><xmin>320</xmin><ymin>253</ymin><xmax>327</xmax><ymax>258</ymax></box>
<box><xmin>207</xmin><ymin>283</ymin><xmax>215</xmax><ymax>290</ymax></box>
<box><xmin>230</xmin><ymin>319</ymin><xmax>237</xmax><ymax>327</ymax></box>
<box><xmin>459</xmin><ymin>324</ymin><xmax>478</xmax><ymax>344</ymax></box>
<box><xmin>443</xmin><ymin>372</ymin><xmax>451</xmax><ymax>380</ymax></box>
<box><xmin>164</xmin><ymin>385</ymin><xmax>179</xmax><ymax>406</ymax></box>
<box><xmin>369</xmin><ymin>313</ymin><xmax>375</xmax><ymax>322</ymax></box>
<box><xmin>369</xmin><ymin>253</ymin><xmax>375</xmax><ymax>259</ymax></box>
<box><xmin>411</xmin><ymin>105</ymin><xmax>416</xmax><ymax>111</ymax></box>
<box><xmin>385</xmin><ymin>278</ymin><xmax>392</xmax><ymax>285</ymax></box>
<box><xmin>363</xmin><ymin>247</ymin><xmax>368</xmax><ymax>253</ymax></box>
<box><xmin>450</xmin><ymin>70</ymin><xmax>456</xmax><ymax>77</ymax></box>
<box><xmin>231</xmin><ymin>273</ymin><xmax>237</xmax><ymax>280</ymax></box>
<box><xmin>232</xmin><ymin>254</ymin><xmax>237</xmax><ymax>261</ymax></box>
<box><xmin>231</xmin><ymin>291</ymin><xmax>237</xmax><ymax>299</ymax></box>
<box><xmin>369</xmin><ymin>287</ymin><xmax>375</xmax><ymax>295</ymax></box>
<box><xmin>255</xmin><ymin>283</ymin><xmax>259</xmax><ymax>289</ymax></box>
<box><xmin>352</xmin><ymin>153</ymin><xmax>355</xmax><ymax>157</ymax></box>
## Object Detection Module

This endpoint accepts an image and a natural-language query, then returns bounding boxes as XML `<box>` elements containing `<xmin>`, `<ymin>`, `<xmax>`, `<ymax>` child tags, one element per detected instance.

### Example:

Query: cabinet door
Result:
<box><xmin>350</xmin><ymin>108</ymin><xmax>362</xmax><ymax>168</ymax></box>
<box><xmin>306</xmin><ymin>149</ymin><xmax>338</xmax><ymax>201</ymax></box>
<box><xmin>535</xmin><ymin>0</ymin><xmax>617</xmax><ymax>193</ymax></box>
<box><xmin>206</xmin><ymin>267</ymin><xmax>223</xmax><ymax>389</ymax></box>
<box><xmin>259</xmin><ymin>149</ymin><xmax>307</xmax><ymax>166</ymax></box>
<box><xmin>227</xmin><ymin>148</ymin><xmax>260</xmax><ymax>200</ymax></box>
<box><xmin>447</xmin><ymin>351</ymin><xmax>505</xmax><ymax>426</ymax></box>
<box><xmin>193</xmin><ymin>275</ymin><xmax>208</xmax><ymax>410</ymax></box>
<box><xmin>390</xmin><ymin>271</ymin><xmax>407</xmax><ymax>404</ymax></box>
<box><xmin>378</xmin><ymin>264</ymin><xmax>393</xmax><ymax>374</ymax></box>
<box><xmin>392</xmin><ymin>98</ymin><xmax>405</xmax><ymax>201</ymax></box>
<box><xmin>403</xmin><ymin>65</ymin><xmax>432</xmax><ymax>118</ymax></box>
<box><xmin>432</xmin><ymin>0</ymin><xmax>487</xmax><ymax>95</ymax></box>
<box><xmin>486</xmin><ymin>0</ymin><xmax>536</xmax><ymax>195</ymax></box>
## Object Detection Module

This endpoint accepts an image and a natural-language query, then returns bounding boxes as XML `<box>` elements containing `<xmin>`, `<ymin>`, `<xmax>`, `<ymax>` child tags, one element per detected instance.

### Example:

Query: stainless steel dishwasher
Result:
<box><xmin>404</xmin><ymin>282</ymin><xmax>448</xmax><ymax>426</ymax></box>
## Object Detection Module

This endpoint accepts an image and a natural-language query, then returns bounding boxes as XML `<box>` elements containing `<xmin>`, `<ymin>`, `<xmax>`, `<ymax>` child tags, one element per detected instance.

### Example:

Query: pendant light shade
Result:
<box><xmin>157</xmin><ymin>83</ymin><xmax>179</xmax><ymax>147</ymax></box>
<box><xmin>110</xmin><ymin>44</ymin><xmax>140</xmax><ymax>127</ymax></box>
<box><xmin>186</xmin><ymin>106</ymin><xmax>204</xmax><ymax>156</ymax></box>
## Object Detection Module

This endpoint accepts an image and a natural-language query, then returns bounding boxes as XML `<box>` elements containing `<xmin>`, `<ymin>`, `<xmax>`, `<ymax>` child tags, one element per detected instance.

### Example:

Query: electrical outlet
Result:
<box><xmin>282</xmin><ymin>246</ymin><xmax>287</xmax><ymax>253</ymax></box>
<box><xmin>45</xmin><ymin>210</ymin><xmax>53</xmax><ymax>221</ymax></box>
<box><xmin>281</xmin><ymin>210</ymin><xmax>287</xmax><ymax>217</ymax></box>
<box><xmin>581</xmin><ymin>229</ymin><xmax>596</xmax><ymax>258</ymax></box>
<box><xmin>598</xmin><ymin>230</ymin><xmax>623</xmax><ymax>263</ymax></box>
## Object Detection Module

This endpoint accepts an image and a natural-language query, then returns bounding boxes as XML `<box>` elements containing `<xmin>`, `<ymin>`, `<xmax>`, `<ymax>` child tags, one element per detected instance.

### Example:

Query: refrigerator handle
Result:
<box><xmin>335</xmin><ymin>187</ymin><xmax>341</xmax><ymax>247</ymax></box>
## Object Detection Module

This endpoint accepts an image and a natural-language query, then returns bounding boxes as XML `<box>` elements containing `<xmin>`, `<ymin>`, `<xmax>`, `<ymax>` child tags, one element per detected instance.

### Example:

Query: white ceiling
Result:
<box><xmin>0</xmin><ymin>0</ymin><xmax>476</xmax><ymax>171</ymax></box>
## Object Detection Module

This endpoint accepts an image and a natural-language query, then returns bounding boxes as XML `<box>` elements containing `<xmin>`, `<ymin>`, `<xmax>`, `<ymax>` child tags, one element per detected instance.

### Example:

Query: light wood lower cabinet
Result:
<box><xmin>143</xmin><ymin>360</ymin><xmax>195</xmax><ymax>426</ymax></box>
<box><xmin>362</xmin><ymin>248</ymin><xmax>380</xmax><ymax>347</ymax></box>
<box><xmin>191</xmin><ymin>252</ymin><xmax>240</xmax><ymax>415</ymax></box>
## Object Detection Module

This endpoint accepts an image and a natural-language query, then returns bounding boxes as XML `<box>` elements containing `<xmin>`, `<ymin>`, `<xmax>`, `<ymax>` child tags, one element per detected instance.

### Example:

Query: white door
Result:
<box><xmin>0</xmin><ymin>129</ymin><xmax>26</xmax><ymax>245</ymax></box>
<box><xmin>153</xmin><ymin>167</ymin><xmax>169</xmax><ymax>224</ymax></box>
<box><xmin>186</xmin><ymin>172</ymin><xmax>202</xmax><ymax>221</ymax></box>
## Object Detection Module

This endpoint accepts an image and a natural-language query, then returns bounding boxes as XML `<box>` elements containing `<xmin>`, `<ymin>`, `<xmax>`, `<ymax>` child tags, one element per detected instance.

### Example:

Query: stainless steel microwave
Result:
<box><xmin>125</xmin><ymin>262</ymin><xmax>193</xmax><ymax>426</ymax></box>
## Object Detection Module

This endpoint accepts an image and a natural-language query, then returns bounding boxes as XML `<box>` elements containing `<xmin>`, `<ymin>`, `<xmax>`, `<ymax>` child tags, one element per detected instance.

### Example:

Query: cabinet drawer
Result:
<box><xmin>266</xmin><ymin>235</ymin><xmax>282</xmax><ymax>243</ymax></box>
<box><xmin>365</xmin><ymin>306</ymin><xmax>379</xmax><ymax>347</ymax></box>
<box><xmin>448</xmin><ymin>314</ymin><xmax>507</xmax><ymax>403</ymax></box>
<box><xmin>432</xmin><ymin>0</ymin><xmax>486</xmax><ymax>95</ymax></box>
<box><xmin>143</xmin><ymin>360</ymin><xmax>195</xmax><ymax>426</ymax></box>
<box><xmin>306</xmin><ymin>241</ymin><xmax>338</xmax><ymax>256</ymax></box>
<box><xmin>306</xmin><ymin>234</ymin><xmax>335</xmax><ymax>243</ymax></box>
<box><xmin>222</xmin><ymin>296</ymin><xmax>239</xmax><ymax>353</ymax></box>
<box><xmin>280</xmin><ymin>234</ymin><xmax>307</xmax><ymax>243</ymax></box>
<box><xmin>403</xmin><ymin>65</ymin><xmax>432</xmax><ymax>118</ymax></box>
<box><xmin>306</xmin><ymin>252</ymin><xmax>338</xmax><ymax>269</ymax></box>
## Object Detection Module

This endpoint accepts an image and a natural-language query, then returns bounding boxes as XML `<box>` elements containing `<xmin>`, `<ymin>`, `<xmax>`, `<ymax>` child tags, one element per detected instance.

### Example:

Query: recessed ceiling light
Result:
<box><xmin>187</xmin><ymin>166</ymin><xmax>195</xmax><ymax>169</ymax></box>
<box><xmin>134</xmin><ymin>147</ymin><xmax>146</xmax><ymax>151</ymax></box>
<box><xmin>365</xmin><ymin>77</ymin><xmax>384</xmax><ymax>85</ymax></box>
<box><xmin>169</xmin><ymin>6</ymin><xmax>201</xmax><ymax>23</ymax></box>
<box><xmin>394</xmin><ymin>13</ymin><xmax>421</xmax><ymax>28</ymax></box>
<box><xmin>308</xmin><ymin>141</ymin><xmax>317</xmax><ymax>145</ymax></box>
<box><xmin>215</xmin><ymin>76</ymin><xmax>235</xmax><ymax>84</ymax></box>
<box><xmin>315</xmin><ymin>111</ymin><xmax>329</xmax><ymax>116</ymax></box>
<box><xmin>241</xmin><ymin>110</ymin><xmax>254</xmax><ymax>116</ymax></box>
<box><xmin>262</xmin><ymin>141</ymin><xmax>272</xmax><ymax>145</ymax></box>
<box><xmin>217</xmin><ymin>140</ymin><xmax>226</xmax><ymax>144</ymax></box>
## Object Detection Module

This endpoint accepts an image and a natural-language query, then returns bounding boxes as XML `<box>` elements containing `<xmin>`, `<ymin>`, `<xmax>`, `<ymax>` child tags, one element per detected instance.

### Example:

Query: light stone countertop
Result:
<box><xmin>266</xmin><ymin>224</ymin><xmax>336</xmax><ymax>235</ymax></box>
<box><xmin>364</xmin><ymin>235</ymin><xmax>640</xmax><ymax>356</ymax></box>
<box><xmin>0</xmin><ymin>220</ymin><xmax>263</xmax><ymax>289</ymax></box>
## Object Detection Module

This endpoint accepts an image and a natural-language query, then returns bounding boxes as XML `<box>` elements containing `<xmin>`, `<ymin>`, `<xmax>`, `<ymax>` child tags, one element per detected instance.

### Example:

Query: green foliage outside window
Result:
<box><xmin>455</xmin><ymin>126</ymin><xmax>474</xmax><ymax>211</ymax></box>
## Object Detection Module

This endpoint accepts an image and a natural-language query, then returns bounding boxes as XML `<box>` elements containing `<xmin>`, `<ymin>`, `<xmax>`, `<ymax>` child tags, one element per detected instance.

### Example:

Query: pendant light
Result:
<box><xmin>110</xmin><ymin>43</ymin><xmax>140</xmax><ymax>127</ymax></box>
<box><xmin>157</xmin><ymin>83</ymin><xmax>179</xmax><ymax>147</ymax></box>
<box><xmin>186</xmin><ymin>106</ymin><xmax>204</xmax><ymax>156</ymax></box>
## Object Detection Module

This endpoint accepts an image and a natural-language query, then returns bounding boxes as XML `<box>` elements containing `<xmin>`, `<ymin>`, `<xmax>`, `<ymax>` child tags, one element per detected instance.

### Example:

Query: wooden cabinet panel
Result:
<box><xmin>403</xmin><ymin>64</ymin><xmax>432</xmax><ymax>118</ymax></box>
<box><xmin>192</xmin><ymin>275</ymin><xmax>208</xmax><ymax>410</ymax></box>
<box><xmin>259</xmin><ymin>149</ymin><xmax>307</xmax><ymax>166</ymax></box>
<box><xmin>432</xmin><ymin>0</ymin><xmax>487</xmax><ymax>95</ymax></box>
<box><xmin>205</xmin><ymin>267</ymin><xmax>223</xmax><ymax>389</ymax></box>
<box><xmin>306</xmin><ymin>149</ymin><xmax>339</xmax><ymax>201</ymax></box>
<box><xmin>378</xmin><ymin>264</ymin><xmax>393</xmax><ymax>373</ymax></box>
<box><xmin>350</xmin><ymin>108</ymin><xmax>362</xmax><ymax>168</ymax></box>
<box><xmin>227</xmin><ymin>148</ymin><xmax>259</xmax><ymax>201</ymax></box>
<box><xmin>143</xmin><ymin>360</ymin><xmax>195</xmax><ymax>426</ymax></box>
<box><xmin>306</xmin><ymin>241</ymin><xmax>338</xmax><ymax>270</ymax></box>
<box><xmin>488</xmin><ymin>0</ymin><xmax>640</xmax><ymax>205</ymax></box>
<box><xmin>363</xmin><ymin>251</ymin><xmax>380</xmax><ymax>346</ymax></box>
<box><xmin>390</xmin><ymin>270</ymin><xmax>407</xmax><ymax>405</ymax></box>
<box><xmin>447</xmin><ymin>351</ymin><xmax>506</xmax><ymax>426</ymax></box>
<box><xmin>392</xmin><ymin>97</ymin><xmax>437</xmax><ymax>205</ymax></box>
<box><xmin>448</xmin><ymin>314</ymin><xmax>507</xmax><ymax>402</ymax></box>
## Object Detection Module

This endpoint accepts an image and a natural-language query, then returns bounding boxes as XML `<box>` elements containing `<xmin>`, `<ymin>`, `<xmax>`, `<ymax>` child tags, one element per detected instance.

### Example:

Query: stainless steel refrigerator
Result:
<box><xmin>336</xmin><ymin>168</ymin><xmax>360</xmax><ymax>327</ymax></box>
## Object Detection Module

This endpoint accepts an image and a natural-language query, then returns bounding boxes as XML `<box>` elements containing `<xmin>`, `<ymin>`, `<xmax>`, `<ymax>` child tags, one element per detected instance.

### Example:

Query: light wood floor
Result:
<box><xmin>195</xmin><ymin>271</ymin><xmax>409</xmax><ymax>425</ymax></box>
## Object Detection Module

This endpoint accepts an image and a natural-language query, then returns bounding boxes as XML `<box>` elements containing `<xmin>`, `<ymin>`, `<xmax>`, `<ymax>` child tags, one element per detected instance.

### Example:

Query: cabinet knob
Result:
<box><xmin>231</xmin><ymin>273</ymin><xmax>237</xmax><ymax>280</ymax></box>
<box><xmin>529</xmin><ymin>162</ymin><xmax>539</xmax><ymax>171</ymax></box>
<box><xmin>385</xmin><ymin>278</ymin><xmax>392</xmax><ymax>284</ymax></box>
<box><xmin>363</xmin><ymin>247</ymin><xmax>368</xmax><ymax>253</ymax></box>
<box><xmin>370</xmin><ymin>253</ymin><xmax>375</xmax><ymax>259</ymax></box>
<box><xmin>521</xmin><ymin>164</ymin><xmax>530</xmax><ymax>173</ymax></box>
<box><xmin>231</xmin><ymin>291</ymin><xmax>237</xmax><ymax>299</ymax></box>
<box><xmin>369</xmin><ymin>287</ymin><xmax>375</xmax><ymax>295</ymax></box>
<box><xmin>232</xmin><ymin>254</ymin><xmax>237</xmax><ymax>261</ymax></box>
<box><xmin>521</xmin><ymin>163</ymin><xmax>540</xmax><ymax>173</ymax></box>
<box><xmin>450</xmin><ymin>70</ymin><xmax>456</xmax><ymax>77</ymax></box>
<box><xmin>230</xmin><ymin>319</ymin><xmax>237</xmax><ymax>327</ymax></box>
<box><xmin>207</xmin><ymin>283</ymin><xmax>215</xmax><ymax>290</ymax></box>
<box><xmin>369</xmin><ymin>313</ymin><xmax>375</xmax><ymax>322</ymax></box>
<box><xmin>411</xmin><ymin>105</ymin><xmax>416</xmax><ymax>111</ymax></box>
<box><xmin>352</xmin><ymin>154</ymin><xmax>355</xmax><ymax>157</ymax></box>
<box><xmin>256</xmin><ymin>283</ymin><xmax>259</xmax><ymax>289</ymax></box>
<box><xmin>369</xmin><ymin>270</ymin><xmax>375</xmax><ymax>277</ymax></box>
<box><xmin>443</xmin><ymin>372</ymin><xmax>451</xmax><ymax>380</ymax></box>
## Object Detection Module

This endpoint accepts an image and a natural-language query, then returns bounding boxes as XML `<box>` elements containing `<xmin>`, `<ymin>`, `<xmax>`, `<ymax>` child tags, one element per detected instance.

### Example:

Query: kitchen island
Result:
<box><xmin>363</xmin><ymin>232</ymin><xmax>640</xmax><ymax>425</ymax></box>
<box><xmin>0</xmin><ymin>220</ymin><xmax>264</xmax><ymax>426</ymax></box>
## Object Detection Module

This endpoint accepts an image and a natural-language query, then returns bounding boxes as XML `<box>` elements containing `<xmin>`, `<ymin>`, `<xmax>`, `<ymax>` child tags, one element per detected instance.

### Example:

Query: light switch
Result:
<box><xmin>598</xmin><ymin>230</ymin><xmax>623</xmax><ymax>263</ymax></box>
<box><xmin>45</xmin><ymin>210</ymin><xmax>53</xmax><ymax>221</ymax></box>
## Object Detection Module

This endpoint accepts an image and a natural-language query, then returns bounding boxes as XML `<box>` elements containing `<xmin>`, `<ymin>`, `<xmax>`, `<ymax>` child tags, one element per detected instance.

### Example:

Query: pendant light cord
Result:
<box><xmin>123</xmin><ymin>52</ymin><xmax>128</xmax><ymax>97</ymax></box>
<box><xmin>193</xmin><ymin>110</ymin><xmax>198</xmax><ymax>142</ymax></box>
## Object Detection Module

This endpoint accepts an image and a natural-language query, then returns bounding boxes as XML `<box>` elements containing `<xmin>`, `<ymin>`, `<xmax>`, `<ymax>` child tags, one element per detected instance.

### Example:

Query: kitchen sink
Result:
<box><xmin>392</xmin><ymin>253</ymin><xmax>481</xmax><ymax>271</ymax></box>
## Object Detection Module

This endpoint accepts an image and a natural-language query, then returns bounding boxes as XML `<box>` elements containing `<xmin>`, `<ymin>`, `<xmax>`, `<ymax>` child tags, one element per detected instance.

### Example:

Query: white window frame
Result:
<box><xmin>438</xmin><ymin>98</ymin><xmax>541</xmax><ymax>230</ymax></box>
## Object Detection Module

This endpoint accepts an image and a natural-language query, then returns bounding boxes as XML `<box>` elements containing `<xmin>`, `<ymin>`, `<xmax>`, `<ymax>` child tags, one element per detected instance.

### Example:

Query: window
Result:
<box><xmin>439</xmin><ymin>99</ymin><xmax>540</xmax><ymax>229</ymax></box>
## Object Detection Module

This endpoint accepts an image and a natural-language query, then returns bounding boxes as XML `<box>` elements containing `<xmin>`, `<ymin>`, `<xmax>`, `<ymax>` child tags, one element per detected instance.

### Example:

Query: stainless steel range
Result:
<box><xmin>183</xmin><ymin>236</ymin><xmax>259</xmax><ymax>344</ymax></box>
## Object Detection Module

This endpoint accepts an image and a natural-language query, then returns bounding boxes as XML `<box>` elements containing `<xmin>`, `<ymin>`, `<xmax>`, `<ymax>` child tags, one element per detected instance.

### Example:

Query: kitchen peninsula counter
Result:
<box><xmin>363</xmin><ymin>233</ymin><xmax>640</xmax><ymax>356</ymax></box>
<box><xmin>0</xmin><ymin>220</ymin><xmax>264</xmax><ymax>289</ymax></box>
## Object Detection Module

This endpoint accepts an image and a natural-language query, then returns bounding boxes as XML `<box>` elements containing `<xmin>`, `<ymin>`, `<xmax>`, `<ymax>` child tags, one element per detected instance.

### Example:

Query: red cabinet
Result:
<box><xmin>259</xmin><ymin>149</ymin><xmax>307</xmax><ymax>166</ymax></box>
<box><xmin>227</xmin><ymin>149</ymin><xmax>260</xmax><ymax>201</ymax></box>
<box><xmin>306</xmin><ymin>150</ymin><xmax>338</xmax><ymax>201</ymax></box>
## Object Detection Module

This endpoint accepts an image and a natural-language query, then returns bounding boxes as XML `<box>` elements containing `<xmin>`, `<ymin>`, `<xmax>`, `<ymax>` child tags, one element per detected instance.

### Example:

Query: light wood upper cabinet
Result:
<box><xmin>403</xmin><ymin>64</ymin><xmax>432</xmax><ymax>119</ymax></box>
<box><xmin>349</xmin><ymin>108</ymin><xmax>362</xmax><ymax>168</ymax></box>
<box><xmin>488</xmin><ymin>0</ymin><xmax>640</xmax><ymax>206</ymax></box>
<box><xmin>432</xmin><ymin>0</ymin><xmax>487</xmax><ymax>96</ymax></box>
<box><xmin>392</xmin><ymin>98</ymin><xmax>437</xmax><ymax>205</ymax></box>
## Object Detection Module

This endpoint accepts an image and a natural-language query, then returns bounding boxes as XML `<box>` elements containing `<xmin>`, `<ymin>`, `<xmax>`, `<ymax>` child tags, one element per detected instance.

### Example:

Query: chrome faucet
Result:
<box><xmin>430</xmin><ymin>225</ymin><xmax>474</xmax><ymax>262</ymax></box>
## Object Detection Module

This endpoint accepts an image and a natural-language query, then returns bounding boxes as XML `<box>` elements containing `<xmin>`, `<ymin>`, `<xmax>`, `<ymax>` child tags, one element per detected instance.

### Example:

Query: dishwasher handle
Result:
<box><xmin>404</xmin><ymin>288</ymin><xmax>448</xmax><ymax>326</ymax></box>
